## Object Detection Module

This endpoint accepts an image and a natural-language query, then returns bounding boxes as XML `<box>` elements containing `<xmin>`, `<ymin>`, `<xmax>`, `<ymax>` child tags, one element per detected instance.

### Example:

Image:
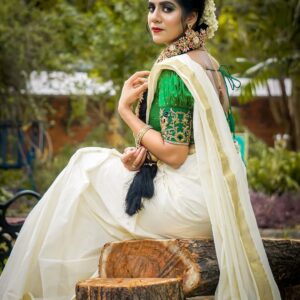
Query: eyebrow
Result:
<box><xmin>148</xmin><ymin>1</ymin><xmax>176</xmax><ymax>6</ymax></box>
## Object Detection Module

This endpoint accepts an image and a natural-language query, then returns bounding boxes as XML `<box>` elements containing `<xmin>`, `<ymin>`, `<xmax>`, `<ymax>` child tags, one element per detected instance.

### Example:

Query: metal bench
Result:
<box><xmin>0</xmin><ymin>190</ymin><xmax>41</xmax><ymax>269</ymax></box>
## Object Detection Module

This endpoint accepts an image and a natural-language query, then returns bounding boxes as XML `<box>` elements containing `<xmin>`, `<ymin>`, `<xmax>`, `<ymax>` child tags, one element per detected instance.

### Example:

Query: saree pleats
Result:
<box><xmin>0</xmin><ymin>148</ymin><xmax>212</xmax><ymax>299</ymax></box>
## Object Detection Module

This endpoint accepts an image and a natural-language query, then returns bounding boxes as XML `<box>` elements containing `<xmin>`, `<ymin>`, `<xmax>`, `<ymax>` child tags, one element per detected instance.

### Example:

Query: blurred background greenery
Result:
<box><xmin>0</xmin><ymin>0</ymin><xmax>299</xmax><ymax>225</ymax></box>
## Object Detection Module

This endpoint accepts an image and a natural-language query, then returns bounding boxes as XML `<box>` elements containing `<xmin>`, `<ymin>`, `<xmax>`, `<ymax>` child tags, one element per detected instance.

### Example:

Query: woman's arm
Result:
<box><xmin>118</xmin><ymin>104</ymin><xmax>189</xmax><ymax>169</ymax></box>
<box><xmin>118</xmin><ymin>70</ymin><xmax>189</xmax><ymax>169</ymax></box>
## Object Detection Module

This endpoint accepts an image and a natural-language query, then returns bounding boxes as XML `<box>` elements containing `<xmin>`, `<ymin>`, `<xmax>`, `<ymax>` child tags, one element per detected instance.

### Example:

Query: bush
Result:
<box><xmin>247</xmin><ymin>136</ymin><xmax>300</xmax><ymax>195</ymax></box>
<box><xmin>250</xmin><ymin>190</ymin><xmax>300</xmax><ymax>228</ymax></box>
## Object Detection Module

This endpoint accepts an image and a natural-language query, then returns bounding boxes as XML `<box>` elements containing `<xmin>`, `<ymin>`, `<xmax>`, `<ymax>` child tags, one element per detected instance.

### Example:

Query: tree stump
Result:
<box><xmin>75</xmin><ymin>278</ymin><xmax>184</xmax><ymax>300</ymax></box>
<box><xmin>98</xmin><ymin>238</ymin><xmax>300</xmax><ymax>298</ymax></box>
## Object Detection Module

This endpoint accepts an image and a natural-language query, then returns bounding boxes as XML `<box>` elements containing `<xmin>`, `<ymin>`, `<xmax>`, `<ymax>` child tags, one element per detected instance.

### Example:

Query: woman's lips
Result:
<box><xmin>152</xmin><ymin>28</ymin><xmax>163</xmax><ymax>33</ymax></box>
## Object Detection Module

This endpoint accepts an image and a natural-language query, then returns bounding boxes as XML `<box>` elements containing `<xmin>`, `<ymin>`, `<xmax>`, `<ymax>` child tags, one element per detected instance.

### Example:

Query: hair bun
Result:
<box><xmin>198</xmin><ymin>0</ymin><xmax>219</xmax><ymax>39</ymax></box>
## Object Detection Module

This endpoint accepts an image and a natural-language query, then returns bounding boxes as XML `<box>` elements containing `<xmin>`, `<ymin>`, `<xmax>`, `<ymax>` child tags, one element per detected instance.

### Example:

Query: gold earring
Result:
<box><xmin>184</xmin><ymin>23</ymin><xmax>203</xmax><ymax>48</ymax></box>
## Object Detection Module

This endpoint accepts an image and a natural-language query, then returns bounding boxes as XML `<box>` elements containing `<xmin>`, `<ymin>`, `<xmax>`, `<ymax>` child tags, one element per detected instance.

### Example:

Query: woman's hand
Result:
<box><xmin>118</xmin><ymin>71</ymin><xmax>150</xmax><ymax>111</ymax></box>
<box><xmin>121</xmin><ymin>146</ymin><xmax>147</xmax><ymax>171</ymax></box>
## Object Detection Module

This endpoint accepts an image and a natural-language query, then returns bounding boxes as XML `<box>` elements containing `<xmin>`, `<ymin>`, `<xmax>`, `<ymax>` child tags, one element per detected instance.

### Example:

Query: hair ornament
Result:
<box><xmin>199</xmin><ymin>0</ymin><xmax>219</xmax><ymax>39</ymax></box>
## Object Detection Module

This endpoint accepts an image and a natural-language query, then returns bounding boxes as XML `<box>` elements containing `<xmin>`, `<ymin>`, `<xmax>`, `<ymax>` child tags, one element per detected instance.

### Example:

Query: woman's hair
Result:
<box><xmin>176</xmin><ymin>0</ymin><xmax>208</xmax><ymax>32</ymax></box>
<box><xmin>125</xmin><ymin>0</ymin><xmax>208</xmax><ymax>216</ymax></box>
<box><xmin>125</xmin><ymin>90</ymin><xmax>158</xmax><ymax>216</ymax></box>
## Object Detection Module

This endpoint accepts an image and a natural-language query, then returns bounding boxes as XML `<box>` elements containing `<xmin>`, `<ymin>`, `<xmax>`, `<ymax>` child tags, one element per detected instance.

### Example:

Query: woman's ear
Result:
<box><xmin>186</xmin><ymin>11</ymin><xmax>198</xmax><ymax>28</ymax></box>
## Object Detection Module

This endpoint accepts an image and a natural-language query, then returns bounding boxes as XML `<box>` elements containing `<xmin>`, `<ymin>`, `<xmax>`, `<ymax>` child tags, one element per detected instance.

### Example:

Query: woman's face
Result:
<box><xmin>147</xmin><ymin>0</ymin><xmax>185</xmax><ymax>45</ymax></box>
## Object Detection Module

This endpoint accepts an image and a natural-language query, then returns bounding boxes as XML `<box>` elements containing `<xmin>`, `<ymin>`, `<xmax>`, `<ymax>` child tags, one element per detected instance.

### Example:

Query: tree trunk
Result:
<box><xmin>290</xmin><ymin>72</ymin><xmax>300</xmax><ymax>150</ymax></box>
<box><xmin>75</xmin><ymin>278</ymin><xmax>184</xmax><ymax>300</ymax></box>
<box><xmin>98</xmin><ymin>238</ymin><xmax>300</xmax><ymax>298</ymax></box>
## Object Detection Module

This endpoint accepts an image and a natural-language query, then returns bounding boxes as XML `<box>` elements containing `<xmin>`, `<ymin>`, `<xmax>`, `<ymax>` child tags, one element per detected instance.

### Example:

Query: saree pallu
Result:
<box><xmin>146</xmin><ymin>53</ymin><xmax>281</xmax><ymax>300</ymax></box>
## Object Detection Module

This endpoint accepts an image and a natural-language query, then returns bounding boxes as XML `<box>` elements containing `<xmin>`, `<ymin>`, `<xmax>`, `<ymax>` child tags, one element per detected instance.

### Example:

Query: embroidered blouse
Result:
<box><xmin>148</xmin><ymin>69</ymin><xmax>195</xmax><ymax>145</ymax></box>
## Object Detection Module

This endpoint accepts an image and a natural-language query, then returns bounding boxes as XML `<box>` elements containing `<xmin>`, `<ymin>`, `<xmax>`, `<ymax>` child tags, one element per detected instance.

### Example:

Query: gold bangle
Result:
<box><xmin>135</xmin><ymin>125</ymin><xmax>152</xmax><ymax>148</ymax></box>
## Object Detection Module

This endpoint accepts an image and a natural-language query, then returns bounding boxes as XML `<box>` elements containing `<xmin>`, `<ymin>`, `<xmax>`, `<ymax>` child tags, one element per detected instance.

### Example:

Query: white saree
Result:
<box><xmin>147</xmin><ymin>54</ymin><xmax>281</xmax><ymax>300</ymax></box>
<box><xmin>0</xmin><ymin>53</ymin><xmax>281</xmax><ymax>300</ymax></box>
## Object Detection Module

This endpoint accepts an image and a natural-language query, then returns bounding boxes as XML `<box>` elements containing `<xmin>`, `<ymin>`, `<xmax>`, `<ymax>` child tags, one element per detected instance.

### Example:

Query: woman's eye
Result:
<box><xmin>147</xmin><ymin>4</ymin><xmax>174</xmax><ymax>13</ymax></box>
<box><xmin>147</xmin><ymin>5</ymin><xmax>155</xmax><ymax>12</ymax></box>
<box><xmin>162</xmin><ymin>6</ymin><xmax>174</xmax><ymax>13</ymax></box>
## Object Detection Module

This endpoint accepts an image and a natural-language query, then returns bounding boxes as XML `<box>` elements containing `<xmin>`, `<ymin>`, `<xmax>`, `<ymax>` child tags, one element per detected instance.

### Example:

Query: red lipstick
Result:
<box><xmin>152</xmin><ymin>27</ymin><xmax>163</xmax><ymax>33</ymax></box>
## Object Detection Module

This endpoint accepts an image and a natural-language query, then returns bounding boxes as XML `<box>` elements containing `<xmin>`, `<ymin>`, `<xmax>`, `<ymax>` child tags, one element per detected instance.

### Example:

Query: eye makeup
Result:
<box><xmin>148</xmin><ymin>1</ymin><xmax>177</xmax><ymax>13</ymax></box>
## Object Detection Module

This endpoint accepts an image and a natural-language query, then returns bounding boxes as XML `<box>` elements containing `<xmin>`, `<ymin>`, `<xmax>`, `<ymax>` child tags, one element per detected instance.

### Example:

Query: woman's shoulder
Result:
<box><xmin>158</xmin><ymin>68</ymin><xmax>177</xmax><ymax>79</ymax></box>
<box><xmin>157</xmin><ymin>69</ymin><xmax>194</xmax><ymax>109</ymax></box>
<box><xmin>157</xmin><ymin>69</ymin><xmax>183</xmax><ymax>88</ymax></box>
<box><xmin>186</xmin><ymin>50</ymin><xmax>220</xmax><ymax>70</ymax></box>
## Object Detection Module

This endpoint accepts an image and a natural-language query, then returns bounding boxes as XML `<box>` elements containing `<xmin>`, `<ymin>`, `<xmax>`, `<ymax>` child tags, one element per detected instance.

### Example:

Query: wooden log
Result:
<box><xmin>284</xmin><ymin>284</ymin><xmax>300</xmax><ymax>300</ymax></box>
<box><xmin>75</xmin><ymin>278</ymin><xmax>184</xmax><ymax>300</ymax></box>
<box><xmin>98</xmin><ymin>238</ymin><xmax>300</xmax><ymax>297</ymax></box>
<box><xmin>186</xmin><ymin>297</ymin><xmax>214</xmax><ymax>300</ymax></box>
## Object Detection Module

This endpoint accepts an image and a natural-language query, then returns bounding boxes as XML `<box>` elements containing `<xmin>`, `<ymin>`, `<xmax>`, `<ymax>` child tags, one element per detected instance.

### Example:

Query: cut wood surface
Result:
<box><xmin>75</xmin><ymin>277</ymin><xmax>184</xmax><ymax>300</ymax></box>
<box><xmin>98</xmin><ymin>238</ymin><xmax>300</xmax><ymax>298</ymax></box>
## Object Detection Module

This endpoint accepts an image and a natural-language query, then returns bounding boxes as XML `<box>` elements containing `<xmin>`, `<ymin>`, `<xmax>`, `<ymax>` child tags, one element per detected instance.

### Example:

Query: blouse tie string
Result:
<box><xmin>219</xmin><ymin>65</ymin><xmax>241</xmax><ymax>139</ymax></box>
<box><xmin>206</xmin><ymin>64</ymin><xmax>242</xmax><ymax>139</ymax></box>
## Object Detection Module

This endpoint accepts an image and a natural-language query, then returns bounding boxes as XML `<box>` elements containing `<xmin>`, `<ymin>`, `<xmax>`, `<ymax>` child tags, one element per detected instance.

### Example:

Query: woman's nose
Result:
<box><xmin>149</xmin><ymin>8</ymin><xmax>162</xmax><ymax>24</ymax></box>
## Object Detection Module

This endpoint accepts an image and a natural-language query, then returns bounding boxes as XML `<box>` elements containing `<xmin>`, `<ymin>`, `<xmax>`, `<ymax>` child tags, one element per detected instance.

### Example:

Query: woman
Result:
<box><xmin>0</xmin><ymin>0</ymin><xmax>281</xmax><ymax>299</ymax></box>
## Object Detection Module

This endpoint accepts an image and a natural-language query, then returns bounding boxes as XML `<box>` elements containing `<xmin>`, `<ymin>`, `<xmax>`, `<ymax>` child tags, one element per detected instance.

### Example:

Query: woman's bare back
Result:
<box><xmin>187</xmin><ymin>50</ymin><xmax>230</xmax><ymax>112</ymax></box>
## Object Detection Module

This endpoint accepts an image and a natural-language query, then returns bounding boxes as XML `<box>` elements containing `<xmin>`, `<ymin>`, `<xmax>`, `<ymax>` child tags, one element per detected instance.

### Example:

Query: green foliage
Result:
<box><xmin>0</xmin><ymin>168</ymin><xmax>33</xmax><ymax>195</ymax></box>
<box><xmin>215</xmin><ymin>0</ymin><xmax>299</xmax><ymax>76</ymax></box>
<box><xmin>247</xmin><ymin>136</ymin><xmax>300</xmax><ymax>195</ymax></box>
<box><xmin>0</xmin><ymin>0</ymin><xmax>159</xmax><ymax>123</ymax></box>
<box><xmin>67</xmin><ymin>95</ymin><xmax>89</xmax><ymax>129</ymax></box>
<box><xmin>2</xmin><ymin>0</ymin><xmax>299</xmax><ymax>194</ymax></box>
<box><xmin>0</xmin><ymin>187</ymin><xmax>13</xmax><ymax>203</ymax></box>
<box><xmin>1</xmin><ymin>0</ymin><xmax>299</xmax><ymax>120</ymax></box>
<box><xmin>214</xmin><ymin>0</ymin><xmax>300</xmax><ymax>150</ymax></box>
<box><xmin>214</xmin><ymin>0</ymin><xmax>299</xmax><ymax>100</ymax></box>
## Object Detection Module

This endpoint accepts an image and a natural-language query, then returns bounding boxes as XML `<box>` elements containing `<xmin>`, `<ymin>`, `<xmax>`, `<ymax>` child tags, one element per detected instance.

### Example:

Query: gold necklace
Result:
<box><xmin>157</xmin><ymin>27</ymin><xmax>208</xmax><ymax>63</ymax></box>
<box><xmin>136</xmin><ymin>28</ymin><xmax>208</xmax><ymax>118</ymax></box>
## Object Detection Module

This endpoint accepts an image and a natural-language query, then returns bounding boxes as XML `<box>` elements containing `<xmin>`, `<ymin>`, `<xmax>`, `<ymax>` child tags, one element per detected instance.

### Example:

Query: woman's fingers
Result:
<box><xmin>132</xmin><ymin>77</ymin><xmax>147</xmax><ymax>88</ymax></box>
<box><xmin>121</xmin><ymin>150</ymin><xmax>134</xmax><ymax>162</ymax></box>
<box><xmin>121</xmin><ymin>147</ymin><xmax>148</xmax><ymax>171</ymax></box>
<box><xmin>138</xmin><ymin>81</ymin><xmax>148</xmax><ymax>91</ymax></box>
<box><xmin>122</xmin><ymin>148</ymin><xmax>140</xmax><ymax>163</ymax></box>
<box><xmin>122</xmin><ymin>152</ymin><xmax>135</xmax><ymax>163</ymax></box>
<box><xmin>119</xmin><ymin>71</ymin><xmax>150</xmax><ymax>109</ymax></box>
<box><xmin>138</xmin><ymin>149</ymin><xmax>148</xmax><ymax>167</ymax></box>
<box><xmin>124</xmin><ymin>147</ymin><xmax>136</xmax><ymax>154</ymax></box>
<box><xmin>132</xmin><ymin>147</ymin><xmax>147</xmax><ymax>167</ymax></box>
<box><xmin>128</xmin><ymin>71</ymin><xmax>150</xmax><ymax>84</ymax></box>
<box><xmin>133</xmin><ymin>77</ymin><xmax>147</xmax><ymax>84</ymax></box>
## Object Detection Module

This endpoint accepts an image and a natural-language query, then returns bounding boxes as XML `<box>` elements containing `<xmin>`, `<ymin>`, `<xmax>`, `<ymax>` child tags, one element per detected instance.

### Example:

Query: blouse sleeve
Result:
<box><xmin>157</xmin><ymin>69</ymin><xmax>194</xmax><ymax>145</ymax></box>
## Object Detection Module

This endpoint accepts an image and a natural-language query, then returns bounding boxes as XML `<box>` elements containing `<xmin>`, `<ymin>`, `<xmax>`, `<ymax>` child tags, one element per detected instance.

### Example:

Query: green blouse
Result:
<box><xmin>148</xmin><ymin>70</ymin><xmax>195</xmax><ymax>145</ymax></box>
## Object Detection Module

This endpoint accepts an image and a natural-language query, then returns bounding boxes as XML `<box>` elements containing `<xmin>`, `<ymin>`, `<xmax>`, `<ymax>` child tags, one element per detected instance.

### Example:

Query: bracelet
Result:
<box><xmin>134</xmin><ymin>125</ymin><xmax>153</xmax><ymax>148</ymax></box>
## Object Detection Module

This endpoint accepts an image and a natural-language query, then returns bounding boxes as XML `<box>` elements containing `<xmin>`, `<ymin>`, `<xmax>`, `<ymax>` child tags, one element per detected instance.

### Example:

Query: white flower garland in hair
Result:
<box><xmin>199</xmin><ymin>0</ymin><xmax>219</xmax><ymax>39</ymax></box>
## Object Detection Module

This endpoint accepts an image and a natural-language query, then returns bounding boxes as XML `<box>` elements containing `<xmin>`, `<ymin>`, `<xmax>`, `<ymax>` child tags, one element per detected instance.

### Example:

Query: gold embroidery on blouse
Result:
<box><xmin>159</xmin><ymin>107</ymin><xmax>192</xmax><ymax>144</ymax></box>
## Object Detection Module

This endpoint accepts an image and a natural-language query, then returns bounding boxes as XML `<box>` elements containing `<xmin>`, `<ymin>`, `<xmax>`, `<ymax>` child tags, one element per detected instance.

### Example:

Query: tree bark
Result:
<box><xmin>284</xmin><ymin>284</ymin><xmax>300</xmax><ymax>300</ymax></box>
<box><xmin>98</xmin><ymin>238</ymin><xmax>300</xmax><ymax>298</ymax></box>
<box><xmin>290</xmin><ymin>72</ymin><xmax>300</xmax><ymax>150</ymax></box>
<box><xmin>75</xmin><ymin>278</ymin><xmax>184</xmax><ymax>300</ymax></box>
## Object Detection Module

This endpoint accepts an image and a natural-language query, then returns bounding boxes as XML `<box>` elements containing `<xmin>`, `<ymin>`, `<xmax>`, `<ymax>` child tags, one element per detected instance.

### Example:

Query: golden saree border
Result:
<box><xmin>146</xmin><ymin>57</ymin><xmax>274</xmax><ymax>300</ymax></box>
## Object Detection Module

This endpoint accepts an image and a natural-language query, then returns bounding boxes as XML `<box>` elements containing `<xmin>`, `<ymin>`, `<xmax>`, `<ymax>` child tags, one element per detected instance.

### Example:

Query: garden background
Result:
<box><xmin>0</xmin><ymin>0</ymin><xmax>299</xmax><ymax>254</ymax></box>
